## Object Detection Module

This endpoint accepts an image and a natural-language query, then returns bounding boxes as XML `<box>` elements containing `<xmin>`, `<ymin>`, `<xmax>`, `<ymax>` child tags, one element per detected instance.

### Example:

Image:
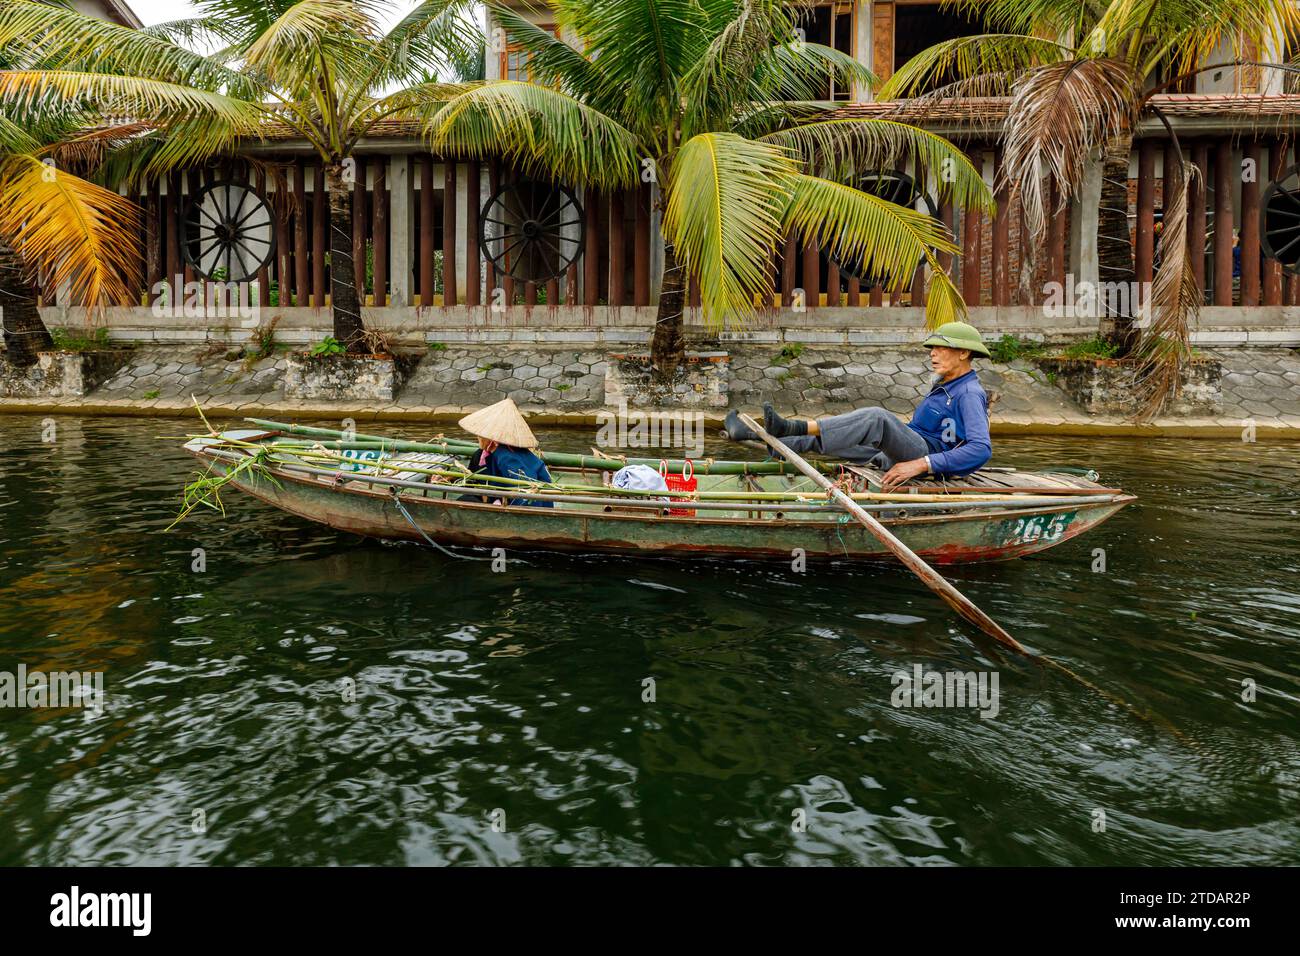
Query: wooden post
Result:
<box><xmin>485</xmin><ymin>159</ymin><xmax>498</xmax><ymax>304</ymax></box>
<box><xmin>186</xmin><ymin>168</ymin><xmax>202</xmax><ymax>292</ymax></box>
<box><xmin>1240</xmin><ymin>140</ymin><xmax>1261</xmax><ymax>306</ymax></box>
<box><xmin>1162</xmin><ymin>138</ymin><xmax>1180</xmax><ymax>298</ymax></box>
<box><xmin>1213</xmin><ymin>137</ymin><xmax>1234</xmax><ymax>306</ymax></box>
<box><xmin>634</xmin><ymin>182</ymin><xmax>651</xmax><ymax>306</ymax></box>
<box><xmin>204</xmin><ymin>165</ymin><xmax>223</xmax><ymax>310</ymax></box>
<box><xmin>466</xmin><ymin>161</ymin><xmax>481</xmax><ymax>307</ymax></box>
<box><xmin>801</xmin><ymin>235</ymin><xmax>820</xmax><ymax>308</ymax></box>
<box><xmin>1188</xmin><ymin>140</ymin><xmax>1208</xmax><ymax>296</ymax></box>
<box><xmin>609</xmin><ymin>189</ymin><xmax>625</xmax><ymax>306</ymax></box>
<box><xmin>352</xmin><ymin>156</ymin><xmax>366</xmax><ymax>305</ymax></box>
<box><xmin>1265</xmin><ymin>139</ymin><xmax>1285</xmax><ymax>306</ymax></box>
<box><xmin>293</xmin><ymin>159</ymin><xmax>308</xmax><ymax>305</ymax></box>
<box><xmin>146</xmin><ymin>177</ymin><xmax>162</xmax><ymax>305</ymax></box>
<box><xmin>1135</xmin><ymin>139</ymin><xmax>1156</xmax><ymax>289</ymax></box>
<box><xmin>255</xmin><ymin>167</ymin><xmax>270</xmax><ymax>307</ymax></box>
<box><xmin>911</xmin><ymin>152</ymin><xmax>928</xmax><ymax>308</ymax></box>
<box><xmin>826</xmin><ymin>258</ymin><xmax>840</xmax><ymax>307</ymax></box>
<box><xmin>419</xmin><ymin>155</ymin><xmax>434</xmax><ymax>306</ymax></box>
<box><xmin>1290</xmin><ymin>139</ymin><xmax>1300</xmax><ymax>306</ymax></box>
<box><xmin>938</xmin><ymin>199</ymin><xmax>955</xmax><ymax>276</ymax></box>
<box><xmin>443</xmin><ymin>160</ymin><xmax>457</xmax><ymax>307</ymax></box>
<box><xmin>781</xmin><ymin>231</ymin><xmax>796</xmax><ymax>308</ymax></box>
<box><xmin>1048</xmin><ymin>178</ymin><xmax>1066</xmax><ymax>290</ymax></box>
<box><xmin>962</xmin><ymin>148</ymin><xmax>983</xmax><ymax>305</ymax></box>
<box><xmin>273</xmin><ymin>167</ymin><xmax>291</xmax><ymax>308</ymax></box>
<box><xmin>847</xmin><ymin>275</ymin><xmax>861</xmax><ymax>307</ymax></box>
<box><xmin>372</xmin><ymin>159</ymin><xmax>388</xmax><ymax>306</ymax></box>
<box><xmin>165</xmin><ymin>170</ymin><xmax>181</xmax><ymax>293</ymax></box>
<box><xmin>1016</xmin><ymin>193</ymin><xmax>1032</xmax><ymax>305</ymax></box>
<box><xmin>597</xmin><ymin>186</ymin><xmax>609</xmax><ymax>302</ymax></box>
<box><xmin>583</xmin><ymin>186</ymin><xmax>600</xmax><ymax>306</ymax></box>
<box><xmin>992</xmin><ymin>148</ymin><xmax>1010</xmax><ymax>306</ymax></box>
<box><xmin>312</xmin><ymin>162</ymin><xmax>326</xmax><ymax>306</ymax></box>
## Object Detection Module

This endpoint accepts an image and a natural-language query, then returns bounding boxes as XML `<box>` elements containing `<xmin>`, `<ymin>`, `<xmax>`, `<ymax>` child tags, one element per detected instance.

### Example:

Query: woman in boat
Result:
<box><xmin>724</xmin><ymin>322</ymin><xmax>993</xmax><ymax>491</ymax></box>
<box><xmin>458</xmin><ymin>398</ymin><xmax>554</xmax><ymax>508</ymax></box>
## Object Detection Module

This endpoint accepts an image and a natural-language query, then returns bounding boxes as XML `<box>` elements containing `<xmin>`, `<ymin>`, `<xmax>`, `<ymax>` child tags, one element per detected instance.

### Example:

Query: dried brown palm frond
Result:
<box><xmin>1001</xmin><ymin>57</ymin><xmax>1143</xmax><ymax>248</ymax></box>
<box><xmin>1132</xmin><ymin>160</ymin><xmax>1201</xmax><ymax>421</ymax></box>
<box><xmin>45</xmin><ymin>121</ymin><xmax>154</xmax><ymax>172</ymax></box>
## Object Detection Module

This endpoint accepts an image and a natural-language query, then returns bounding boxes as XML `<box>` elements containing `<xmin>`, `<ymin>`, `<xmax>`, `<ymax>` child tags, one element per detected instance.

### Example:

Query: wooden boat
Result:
<box><xmin>180</xmin><ymin>423</ymin><xmax>1136</xmax><ymax>565</ymax></box>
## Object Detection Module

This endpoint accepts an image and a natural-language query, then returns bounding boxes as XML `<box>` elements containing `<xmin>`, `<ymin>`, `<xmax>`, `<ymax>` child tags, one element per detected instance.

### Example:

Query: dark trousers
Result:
<box><xmin>782</xmin><ymin>407</ymin><xmax>929</xmax><ymax>467</ymax></box>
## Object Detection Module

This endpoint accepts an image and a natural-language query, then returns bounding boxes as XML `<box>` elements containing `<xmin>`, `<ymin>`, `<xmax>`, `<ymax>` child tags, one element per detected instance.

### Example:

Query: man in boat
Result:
<box><xmin>458</xmin><ymin>398</ymin><xmax>554</xmax><ymax>508</ymax></box>
<box><xmin>724</xmin><ymin>321</ymin><xmax>993</xmax><ymax>491</ymax></box>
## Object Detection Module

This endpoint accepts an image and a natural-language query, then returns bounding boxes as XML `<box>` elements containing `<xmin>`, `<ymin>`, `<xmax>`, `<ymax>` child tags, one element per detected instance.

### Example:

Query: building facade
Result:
<box><xmin>40</xmin><ymin>1</ymin><xmax>1300</xmax><ymax>352</ymax></box>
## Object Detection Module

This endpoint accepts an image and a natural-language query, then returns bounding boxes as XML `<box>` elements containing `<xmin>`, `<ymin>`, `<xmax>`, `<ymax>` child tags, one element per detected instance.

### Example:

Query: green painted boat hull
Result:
<box><xmin>191</xmin><ymin>447</ymin><xmax>1134</xmax><ymax>565</ymax></box>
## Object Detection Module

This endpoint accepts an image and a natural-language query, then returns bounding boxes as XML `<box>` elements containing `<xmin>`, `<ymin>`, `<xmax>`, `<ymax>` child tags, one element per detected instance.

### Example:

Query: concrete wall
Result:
<box><xmin>40</xmin><ymin>303</ymin><xmax>1300</xmax><ymax>349</ymax></box>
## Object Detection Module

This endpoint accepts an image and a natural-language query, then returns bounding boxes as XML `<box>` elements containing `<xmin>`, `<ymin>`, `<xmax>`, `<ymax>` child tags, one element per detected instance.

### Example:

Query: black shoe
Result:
<box><xmin>723</xmin><ymin>410</ymin><xmax>761</xmax><ymax>443</ymax></box>
<box><xmin>763</xmin><ymin>402</ymin><xmax>808</xmax><ymax>438</ymax></box>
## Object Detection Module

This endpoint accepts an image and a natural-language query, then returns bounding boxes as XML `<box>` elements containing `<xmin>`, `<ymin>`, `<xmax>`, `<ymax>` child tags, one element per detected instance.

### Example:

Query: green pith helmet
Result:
<box><xmin>921</xmin><ymin>321</ymin><xmax>991</xmax><ymax>358</ymax></box>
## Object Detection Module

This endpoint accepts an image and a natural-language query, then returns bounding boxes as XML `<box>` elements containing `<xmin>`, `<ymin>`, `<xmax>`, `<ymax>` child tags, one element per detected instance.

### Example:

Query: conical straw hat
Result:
<box><xmin>458</xmin><ymin>398</ymin><xmax>538</xmax><ymax>448</ymax></box>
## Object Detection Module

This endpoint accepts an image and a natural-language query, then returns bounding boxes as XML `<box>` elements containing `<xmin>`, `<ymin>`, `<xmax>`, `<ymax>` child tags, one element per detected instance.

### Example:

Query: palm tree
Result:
<box><xmin>0</xmin><ymin>98</ymin><xmax>144</xmax><ymax>366</ymax></box>
<box><xmin>879</xmin><ymin>0</ymin><xmax>1300</xmax><ymax>412</ymax></box>
<box><xmin>421</xmin><ymin>0</ymin><xmax>993</xmax><ymax>372</ymax></box>
<box><xmin>0</xmin><ymin>0</ymin><xmax>477</xmax><ymax>353</ymax></box>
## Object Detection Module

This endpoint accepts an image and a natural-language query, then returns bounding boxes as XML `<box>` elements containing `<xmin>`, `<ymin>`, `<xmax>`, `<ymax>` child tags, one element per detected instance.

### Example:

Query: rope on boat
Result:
<box><xmin>388</xmin><ymin>488</ymin><xmax>495</xmax><ymax>562</ymax></box>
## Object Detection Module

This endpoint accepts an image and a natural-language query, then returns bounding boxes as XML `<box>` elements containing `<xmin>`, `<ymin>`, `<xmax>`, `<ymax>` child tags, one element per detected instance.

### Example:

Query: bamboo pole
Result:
<box><xmin>198</xmin><ymin>444</ymin><xmax>1115</xmax><ymax>516</ymax></box>
<box><xmin>249</xmin><ymin>442</ymin><xmax>1108</xmax><ymax>507</ymax></box>
<box><xmin>244</xmin><ymin>418</ymin><xmax>816</xmax><ymax>476</ymax></box>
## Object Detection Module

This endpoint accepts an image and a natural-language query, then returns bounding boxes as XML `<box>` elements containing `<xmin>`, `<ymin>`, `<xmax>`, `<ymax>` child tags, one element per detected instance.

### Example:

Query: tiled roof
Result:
<box><xmin>824</xmin><ymin>93</ymin><xmax>1300</xmax><ymax>123</ymax></box>
<box><xmin>242</xmin><ymin>94</ymin><xmax>1300</xmax><ymax>146</ymax></box>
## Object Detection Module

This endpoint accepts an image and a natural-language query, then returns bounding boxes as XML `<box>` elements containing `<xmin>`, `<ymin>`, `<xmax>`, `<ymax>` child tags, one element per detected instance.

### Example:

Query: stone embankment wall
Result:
<box><xmin>5</xmin><ymin>343</ymin><xmax>1298</xmax><ymax>429</ymax></box>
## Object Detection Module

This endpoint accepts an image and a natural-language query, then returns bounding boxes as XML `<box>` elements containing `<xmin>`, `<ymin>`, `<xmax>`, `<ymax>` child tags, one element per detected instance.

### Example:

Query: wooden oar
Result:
<box><xmin>738</xmin><ymin>413</ymin><xmax>1027</xmax><ymax>654</ymax></box>
<box><xmin>738</xmin><ymin>413</ymin><xmax>1182</xmax><ymax>735</ymax></box>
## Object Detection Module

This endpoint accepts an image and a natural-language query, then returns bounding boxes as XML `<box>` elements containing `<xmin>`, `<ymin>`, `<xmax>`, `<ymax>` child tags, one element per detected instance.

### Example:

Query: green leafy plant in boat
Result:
<box><xmin>168</xmin><ymin>445</ymin><xmax>280</xmax><ymax>531</ymax></box>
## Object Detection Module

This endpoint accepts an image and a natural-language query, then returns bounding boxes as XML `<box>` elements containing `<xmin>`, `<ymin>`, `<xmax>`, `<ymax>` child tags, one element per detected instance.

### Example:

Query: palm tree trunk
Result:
<box><xmin>1098</xmin><ymin>147</ymin><xmax>1138</xmax><ymax>353</ymax></box>
<box><xmin>326</xmin><ymin>161</ymin><xmax>366</xmax><ymax>353</ymax></box>
<box><xmin>0</xmin><ymin>241</ymin><xmax>53</xmax><ymax>367</ymax></box>
<box><xmin>649</xmin><ymin>240</ymin><xmax>686</xmax><ymax>373</ymax></box>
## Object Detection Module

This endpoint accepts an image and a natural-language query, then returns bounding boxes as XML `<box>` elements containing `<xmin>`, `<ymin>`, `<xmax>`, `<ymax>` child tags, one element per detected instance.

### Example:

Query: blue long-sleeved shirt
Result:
<box><xmin>906</xmin><ymin>369</ymin><xmax>992</xmax><ymax>477</ymax></box>
<box><xmin>469</xmin><ymin>445</ymin><xmax>554</xmax><ymax>507</ymax></box>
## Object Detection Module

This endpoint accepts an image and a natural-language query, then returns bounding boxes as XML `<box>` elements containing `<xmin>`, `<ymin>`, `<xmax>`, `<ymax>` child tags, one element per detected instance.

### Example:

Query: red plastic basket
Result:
<box><xmin>659</xmin><ymin>459</ymin><xmax>697</xmax><ymax>516</ymax></box>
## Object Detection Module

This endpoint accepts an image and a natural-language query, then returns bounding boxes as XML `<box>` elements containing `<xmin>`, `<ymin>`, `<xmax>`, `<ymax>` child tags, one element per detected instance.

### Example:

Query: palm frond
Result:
<box><xmin>0</xmin><ymin>154</ymin><xmax>141</xmax><ymax>311</ymax></box>
<box><xmin>662</xmin><ymin>132</ymin><xmax>795</xmax><ymax>330</ymax></box>
<box><xmin>0</xmin><ymin>71</ymin><xmax>263</xmax><ymax>170</ymax></box>
<box><xmin>753</xmin><ymin>39</ymin><xmax>877</xmax><ymax>103</ymax></box>
<box><xmin>1001</xmin><ymin>57</ymin><xmax>1142</xmax><ymax>247</ymax></box>
<box><xmin>359</xmin><ymin>0</ymin><xmax>481</xmax><ymax>94</ymax></box>
<box><xmin>425</xmin><ymin>81</ymin><xmax>641</xmax><ymax>190</ymax></box>
<box><xmin>554</xmin><ymin>0</ymin><xmax>706</xmax><ymax>135</ymax></box>
<box><xmin>678</xmin><ymin>0</ymin><xmax>798</xmax><ymax>136</ymax></box>
<box><xmin>1132</xmin><ymin>161</ymin><xmax>1200</xmax><ymax>421</ymax></box>
<box><xmin>878</xmin><ymin>32</ymin><xmax>1068</xmax><ymax>100</ymax></box>
<box><xmin>781</xmin><ymin>172</ymin><xmax>962</xmax><ymax>329</ymax></box>
<box><xmin>486</xmin><ymin>3</ymin><xmax>600</xmax><ymax>92</ymax></box>
<box><xmin>759</xmin><ymin>118</ymin><xmax>994</xmax><ymax>213</ymax></box>
<box><xmin>243</xmin><ymin>0</ymin><xmax>379</xmax><ymax>94</ymax></box>
<box><xmin>0</xmin><ymin>0</ymin><xmax>250</xmax><ymax>94</ymax></box>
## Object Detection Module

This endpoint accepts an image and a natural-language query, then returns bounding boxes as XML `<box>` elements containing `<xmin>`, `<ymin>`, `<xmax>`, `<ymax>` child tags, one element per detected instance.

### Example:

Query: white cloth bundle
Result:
<box><xmin>610</xmin><ymin>464</ymin><xmax>669</xmax><ymax>493</ymax></box>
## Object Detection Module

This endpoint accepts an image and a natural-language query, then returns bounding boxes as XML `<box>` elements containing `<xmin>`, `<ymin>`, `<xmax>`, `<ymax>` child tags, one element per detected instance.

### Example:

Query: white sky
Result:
<box><xmin>126</xmin><ymin>1</ymin><xmax>425</xmax><ymax>29</ymax></box>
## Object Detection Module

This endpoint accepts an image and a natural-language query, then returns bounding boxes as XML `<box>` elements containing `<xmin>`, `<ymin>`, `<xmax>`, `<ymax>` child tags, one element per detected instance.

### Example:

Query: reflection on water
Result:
<box><xmin>0</xmin><ymin>415</ymin><xmax>1297</xmax><ymax>865</ymax></box>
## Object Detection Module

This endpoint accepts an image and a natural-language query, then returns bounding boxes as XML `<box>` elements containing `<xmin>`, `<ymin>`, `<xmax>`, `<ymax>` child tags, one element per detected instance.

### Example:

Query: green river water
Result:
<box><xmin>0</xmin><ymin>415</ymin><xmax>1296</xmax><ymax>866</ymax></box>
